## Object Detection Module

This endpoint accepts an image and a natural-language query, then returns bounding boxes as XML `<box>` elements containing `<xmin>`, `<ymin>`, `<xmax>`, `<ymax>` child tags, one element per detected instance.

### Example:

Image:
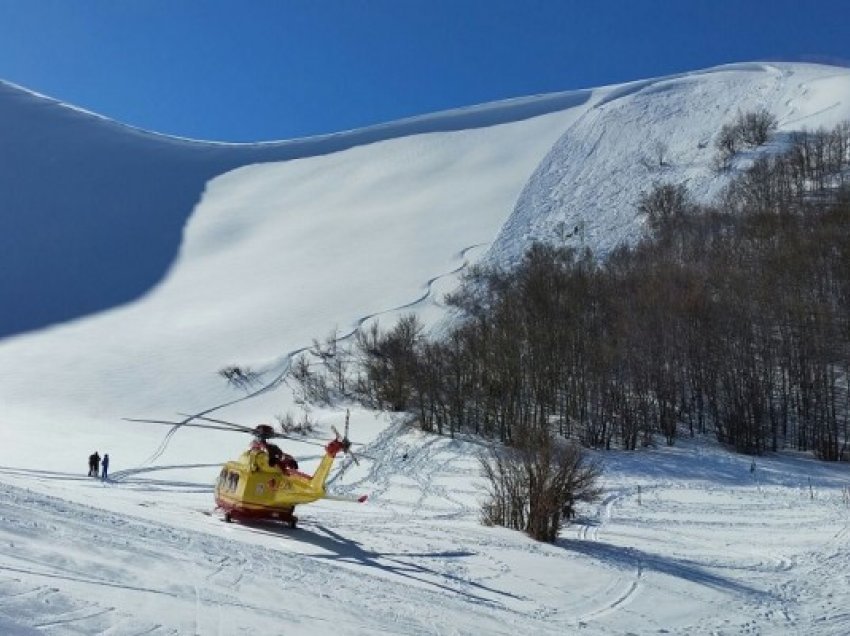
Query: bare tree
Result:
<box><xmin>481</xmin><ymin>427</ymin><xmax>602</xmax><ymax>542</ymax></box>
<box><xmin>354</xmin><ymin>315</ymin><xmax>423</xmax><ymax>411</ymax></box>
<box><xmin>714</xmin><ymin>109</ymin><xmax>778</xmax><ymax>170</ymax></box>
<box><xmin>739</xmin><ymin>108</ymin><xmax>778</xmax><ymax>147</ymax></box>
<box><xmin>638</xmin><ymin>182</ymin><xmax>692</xmax><ymax>231</ymax></box>
<box><xmin>714</xmin><ymin>122</ymin><xmax>740</xmax><ymax>169</ymax></box>
<box><xmin>311</xmin><ymin>327</ymin><xmax>350</xmax><ymax>396</ymax></box>
<box><xmin>291</xmin><ymin>353</ymin><xmax>331</xmax><ymax>404</ymax></box>
<box><xmin>218</xmin><ymin>365</ymin><xmax>260</xmax><ymax>391</ymax></box>
<box><xmin>275</xmin><ymin>411</ymin><xmax>315</xmax><ymax>436</ymax></box>
<box><xmin>640</xmin><ymin>140</ymin><xmax>670</xmax><ymax>171</ymax></box>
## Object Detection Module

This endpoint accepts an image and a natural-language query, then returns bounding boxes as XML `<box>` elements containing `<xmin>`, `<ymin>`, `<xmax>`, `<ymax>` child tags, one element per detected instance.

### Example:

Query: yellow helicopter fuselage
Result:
<box><xmin>214</xmin><ymin>445</ymin><xmax>336</xmax><ymax>525</ymax></box>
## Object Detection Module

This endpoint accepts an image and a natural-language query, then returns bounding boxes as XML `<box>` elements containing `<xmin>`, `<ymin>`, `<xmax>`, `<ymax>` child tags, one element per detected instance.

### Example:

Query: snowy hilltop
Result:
<box><xmin>491</xmin><ymin>62</ymin><xmax>850</xmax><ymax>265</ymax></box>
<box><xmin>1</xmin><ymin>62</ymin><xmax>850</xmax><ymax>635</ymax></box>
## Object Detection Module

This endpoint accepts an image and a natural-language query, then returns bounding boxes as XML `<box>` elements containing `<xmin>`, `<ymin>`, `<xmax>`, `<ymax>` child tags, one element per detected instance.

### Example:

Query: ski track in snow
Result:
<box><xmin>139</xmin><ymin>242</ymin><xmax>487</xmax><ymax>466</ymax></box>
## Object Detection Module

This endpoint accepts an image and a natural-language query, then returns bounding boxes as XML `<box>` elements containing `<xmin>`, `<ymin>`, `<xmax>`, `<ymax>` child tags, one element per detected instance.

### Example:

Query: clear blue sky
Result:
<box><xmin>1</xmin><ymin>0</ymin><xmax>848</xmax><ymax>142</ymax></box>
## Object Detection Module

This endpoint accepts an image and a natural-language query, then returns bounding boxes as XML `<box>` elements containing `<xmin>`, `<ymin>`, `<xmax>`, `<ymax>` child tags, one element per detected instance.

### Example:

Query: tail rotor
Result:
<box><xmin>331</xmin><ymin>410</ymin><xmax>360</xmax><ymax>466</ymax></box>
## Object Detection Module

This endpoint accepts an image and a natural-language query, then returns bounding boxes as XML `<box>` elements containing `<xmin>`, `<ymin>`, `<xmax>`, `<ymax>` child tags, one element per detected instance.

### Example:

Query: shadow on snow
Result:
<box><xmin>236</xmin><ymin>519</ymin><xmax>524</xmax><ymax>607</ymax></box>
<box><xmin>561</xmin><ymin>537</ymin><xmax>767</xmax><ymax>598</ymax></box>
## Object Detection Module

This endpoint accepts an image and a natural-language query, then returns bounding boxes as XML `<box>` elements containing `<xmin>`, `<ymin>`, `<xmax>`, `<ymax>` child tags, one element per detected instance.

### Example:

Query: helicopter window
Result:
<box><xmin>227</xmin><ymin>472</ymin><xmax>240</xmax><ymax>491</ymax></box>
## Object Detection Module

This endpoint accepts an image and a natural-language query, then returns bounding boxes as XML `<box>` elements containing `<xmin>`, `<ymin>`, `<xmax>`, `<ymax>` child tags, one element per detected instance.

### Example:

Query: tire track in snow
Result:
<box><xmin>342</xmin><ymin>242</ymin><xmax>487</xmax><ymax>337</ymax></box>
<box><xmin>327</xmin><ymin>415</ymin><xmax>479</xmax><ymax>522</ymax></box>
<box><xmin>255</xmin><ymin>242</ymin><xmax>485</xmax><ymax>395</ymax></box>
<box><xmin>767</xmin><ymin>498</ymin><xmax>850</xmax><ymax>634</ymax></box>
<box><xmin>33</xmin><ymin>605</ymin><xmax>115</xmax><ymax>630</ymax></box>
<box><xmin>570</xmin><ymin>487</ymin><xmax>646</xmax><ymax>626</ymax></box>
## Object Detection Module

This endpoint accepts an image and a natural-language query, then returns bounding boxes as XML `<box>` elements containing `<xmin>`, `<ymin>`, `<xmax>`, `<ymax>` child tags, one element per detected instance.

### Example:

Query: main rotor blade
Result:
<box><xmin>122</xmin><ymin>417</ymin><xmax>248</xmax><ymax>434</ymax></box>
<box><xmin>187</xmin><ymin>413</ymin><xmax>333</xmax><ymax>445</ymax></box>
<box><xmin>270</xmin><ymin>436</ymin><xmax>328</xmax><ymax>449</ymax></box>
<box><xmin>176</xmin><ymin>413</ymin><xmax>255</xmax><ymax>433</ymax></box>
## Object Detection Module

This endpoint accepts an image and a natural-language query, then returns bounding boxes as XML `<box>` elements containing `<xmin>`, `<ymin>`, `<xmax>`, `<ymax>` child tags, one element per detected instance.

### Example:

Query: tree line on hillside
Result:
<box><xmin>284</xmin><ymin>115</ymin><xmax>850</xmax><ymax>540</ymax></box>
<box><xmin>330</xmin><ymin>117</ymin><xmax>850</xmax><ymax>459</ymax></box>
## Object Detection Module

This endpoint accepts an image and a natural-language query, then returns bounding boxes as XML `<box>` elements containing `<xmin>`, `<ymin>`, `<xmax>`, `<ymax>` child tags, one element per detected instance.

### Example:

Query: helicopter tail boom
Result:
<box><xmin>307</xmin><ymin>438</ymin><xmax>347</xmax><ymax>492</ymax></box>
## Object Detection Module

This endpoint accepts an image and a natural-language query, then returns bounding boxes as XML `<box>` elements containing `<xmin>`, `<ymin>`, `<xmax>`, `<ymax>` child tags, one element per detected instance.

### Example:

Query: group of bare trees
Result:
<box><xmin>345</xmin><ymin>119</ymin><xmax>850</xmax><ymax>462</ymax></box>
<box><xmin>620</xmin><ymin>195</ymin><xmax>850</xmax><ymax>459</ymax></box>
<box><xmin>714</xmin><ymin>108</ymin><xmax>778</xmax><ymax>170</ymax></box>
<box><xmin>723</xmin><ymin>122</ymin><xmax>850</xmax><ymax>214</ymax></box>
<box><xmin>218</xmin><ymin>365</ymin><xmax>261</xmax><ymax>391</ymax></box>
<box><xmin>291</xmin><ymin>116</ymin><xmax>850</xmax><ymax>540</ymax></box>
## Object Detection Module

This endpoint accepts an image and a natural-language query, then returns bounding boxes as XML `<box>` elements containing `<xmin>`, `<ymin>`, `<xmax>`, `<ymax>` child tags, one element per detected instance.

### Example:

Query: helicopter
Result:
<box><xmin>124</xmin><ymin>410</ymin><xmax>367</xmax><ymax>528</ymax></box>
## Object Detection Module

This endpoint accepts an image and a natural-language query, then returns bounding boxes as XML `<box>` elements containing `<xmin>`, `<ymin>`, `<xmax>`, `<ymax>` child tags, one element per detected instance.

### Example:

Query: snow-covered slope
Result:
<box><xmin>3</xmin><ymin>62</ymin><xmax>849</xmax><ymax>456</ymax></box>
<box><xmin>492</xmin><ymin>62</ymin><xmax>850</xmax><ymax>264</ymax></box>
<box><xmin>0</xmin><ymin>91</ymin><xmax>587</xmax><ymax>463</ymax></box>
<box><xmin>0</xmin><ymin>78</ymin><xmax>588</xmax><ymax>338</ymax></box>
<box><xmin>2</xmin><ymin>421</ymin><xmax>850</xmax><ymax>635</ymax></box>
<box><xmin>1</xmin><ymin>62</ymin><xmax>850</xmax><ymax>635</ymax></box>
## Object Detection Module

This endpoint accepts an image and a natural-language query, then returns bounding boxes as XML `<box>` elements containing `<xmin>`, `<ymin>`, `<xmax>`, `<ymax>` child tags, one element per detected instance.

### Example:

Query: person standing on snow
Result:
<box><xmin>101</xmin><ymin>454</ymin><xmax>110</xmax><ymax>480</ymax></box>
<box><xmin>88</xmin><ymin>452</ymin><xmax>100</xmax><ymax>477</ymax></box>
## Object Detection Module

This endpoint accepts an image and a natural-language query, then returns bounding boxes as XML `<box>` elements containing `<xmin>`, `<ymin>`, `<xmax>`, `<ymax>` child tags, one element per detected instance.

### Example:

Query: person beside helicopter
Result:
<box><xmin>87</xmin><ymin>451</ymin><xmax>100</xmax><ymax>477</ymax></box>
<box><xmin>248</xmin><ymin>431</ymin><xmax>299</xmax><ymax>473</ymax></box>
<box><xmin>264</xmin><ymin>441</ymin><xmax>299</xmax><ymax>472</ymax></box>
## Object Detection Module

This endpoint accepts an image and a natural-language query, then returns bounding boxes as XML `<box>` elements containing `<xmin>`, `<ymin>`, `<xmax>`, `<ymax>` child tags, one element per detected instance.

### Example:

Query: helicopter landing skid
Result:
<box><xmin>216</xmin><ymin>505</ymin><xmax>298</xmax><ymax>529</ymax></box>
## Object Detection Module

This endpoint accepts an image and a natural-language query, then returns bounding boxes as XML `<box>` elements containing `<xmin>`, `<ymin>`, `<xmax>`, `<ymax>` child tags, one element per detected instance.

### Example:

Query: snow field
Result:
<box><xmin>1</xmin><ymin>62</ymin><xmax>850</xmax><ymax>634</ymax></box>
<box><xmin>3</xmin><ymin>429</ymin><xmax>850</xmax><ymax>634</ymax></box>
